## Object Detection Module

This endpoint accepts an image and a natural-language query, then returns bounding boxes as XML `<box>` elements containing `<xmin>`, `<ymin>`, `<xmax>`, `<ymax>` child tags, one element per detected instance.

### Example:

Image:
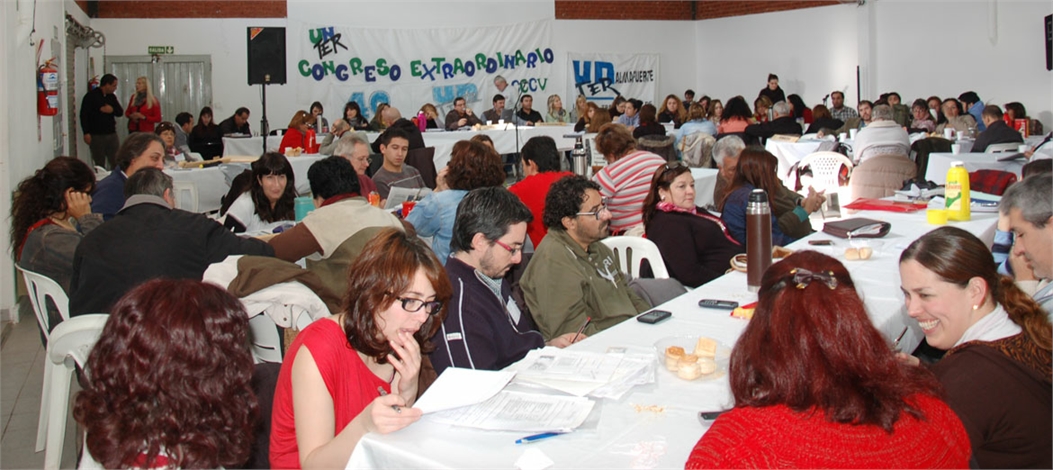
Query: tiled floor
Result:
<box><xmin>1</xmin><ymin>317</ymin><xmax>79</xmax><ymax>469</ymax></box>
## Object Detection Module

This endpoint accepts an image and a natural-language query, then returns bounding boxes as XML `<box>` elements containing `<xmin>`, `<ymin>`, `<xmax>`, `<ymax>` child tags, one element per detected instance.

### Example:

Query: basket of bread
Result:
<box><xmin>655</xmin><ymin>336</ymin><xmax>731</xmax><ymax>381</ymax></box>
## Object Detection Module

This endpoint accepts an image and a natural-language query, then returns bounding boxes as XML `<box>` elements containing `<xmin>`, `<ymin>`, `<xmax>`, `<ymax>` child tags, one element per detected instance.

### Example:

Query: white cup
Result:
<box><xmin>849</xmin><ymin>128</ymin><xmax>858</xmax><ymax>139</ymax></box>
<box><xmin>838</xmin><ymin>132</ymin><xmax>848</xmax><ymax>141</ymax></box>
<box><xmin>1019</xmin><ymin>144</ymin><xmax>1030</xmax><ymax>153</ymax></box>
<box><xmin>943</xmin><ymin>128</ymin><xmax>954</xmax><ymax>140</ymax></box>
<box><xmin>486</xmin><ymin>120</ymin><xmax>492</xmax><ymax>125</ymax></box>
<box><xmin>951</xmin><ymin>144</ymin><xmax>962</xmax><ymax>154</ymax></box>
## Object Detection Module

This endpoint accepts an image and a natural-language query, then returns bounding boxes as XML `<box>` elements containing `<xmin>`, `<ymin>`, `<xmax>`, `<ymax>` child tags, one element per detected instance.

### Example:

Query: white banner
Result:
<box><xmin>568</xmin><ymin>52</ymin><xmax>659</xmax><ymax>107</ymax></box>
<box><xmin>286</xmin><ymin>20</ymin><xmax>555</xmax><ymax>123</ymax></box>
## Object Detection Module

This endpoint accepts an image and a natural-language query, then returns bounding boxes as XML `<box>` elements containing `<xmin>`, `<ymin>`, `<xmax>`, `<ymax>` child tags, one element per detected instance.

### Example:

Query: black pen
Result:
<box><xmin>571</xmin><ymin>316</ymin><xmax>592</xmax><ymax>343</ymax></box>
<box><xmin>377</xmin><ymin>386</ymin><xmax>401</xmax><ymax>414</ymax></box>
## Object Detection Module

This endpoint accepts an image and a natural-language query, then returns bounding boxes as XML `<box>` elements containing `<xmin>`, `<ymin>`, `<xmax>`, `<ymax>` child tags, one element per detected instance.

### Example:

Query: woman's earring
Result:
<box><xmin>972</xmin><ymin>304</ymin><xmax>979</xmax><ymax>311</ymax></box>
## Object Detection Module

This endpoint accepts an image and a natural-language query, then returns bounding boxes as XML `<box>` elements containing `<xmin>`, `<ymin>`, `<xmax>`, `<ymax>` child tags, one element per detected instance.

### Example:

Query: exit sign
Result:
<box><xmin>148</xmin><ymin>46</ymin><xmax>174</xmax><ymax>55</ymax></box>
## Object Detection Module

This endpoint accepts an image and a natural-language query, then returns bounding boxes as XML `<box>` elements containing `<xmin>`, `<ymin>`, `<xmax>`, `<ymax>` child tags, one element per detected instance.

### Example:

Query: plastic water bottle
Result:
<box><xmin>945</xmin><ymin>162</ymin><xmax>971</xmax><ymax>221</ymax></box>
<box><xmin>746</xmin><ymin>189</ymin><xmax>773</xmax><ymax>293</ymax></box>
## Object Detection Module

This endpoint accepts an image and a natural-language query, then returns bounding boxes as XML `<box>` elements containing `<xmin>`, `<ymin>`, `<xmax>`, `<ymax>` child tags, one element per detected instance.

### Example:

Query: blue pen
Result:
<box><xmin>515</xmin><ymin>431</ymin><xmax>566</xmax><ymax>445</ymax></box>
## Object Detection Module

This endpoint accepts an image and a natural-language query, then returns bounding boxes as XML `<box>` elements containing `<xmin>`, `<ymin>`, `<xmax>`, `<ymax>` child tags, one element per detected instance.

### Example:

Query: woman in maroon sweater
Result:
<box><xmin>686</xmin><ymin>251</ymin><xmax>971</xmax><ymax>468</ymax></box>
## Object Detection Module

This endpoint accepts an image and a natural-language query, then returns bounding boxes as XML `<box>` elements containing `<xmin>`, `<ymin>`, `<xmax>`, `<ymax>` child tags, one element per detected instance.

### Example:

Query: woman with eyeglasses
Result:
<box><xmin>642</xmin><ymin>163</ymin><xmax>743</xmax><ymax>288</ymax></box>
<box><xmin>687</xmin><ymin>251</ymin><xmax>970</xmax><ymax>468</ymax></box>
<box><xmin>270</xmin><ymin>228</ymin><xmax>452</xmax><ymax>469</ymax></box>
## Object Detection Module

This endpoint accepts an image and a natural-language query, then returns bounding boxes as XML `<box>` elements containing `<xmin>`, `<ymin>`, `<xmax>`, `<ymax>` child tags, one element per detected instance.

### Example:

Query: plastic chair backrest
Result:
<box><xmin>17</xmin><ymin>266</ymin><xmax>70</xmax><ymax>343</ymax></box>
<box><xmin>600</xmin><ymin>236</ymin><xmax>669</xmax><ymax>280</ymax></box>
<box><xmin>47</xmin><ymin>313</ymin><xmax>108</xmax><ymax>368</ymax></box>
<box><xmin>248</xmin><ymin>314</ymin><xmax>284</xmax><ymax>364</ymax></box>
<box><xmin>798</xmin><ymin>151</ymin><xmax>854</xmax><ymax>193</ymax></box>
<box><xmin>172</xmin><ymin>180</ymin><xmax>199</xmax><ymax>212</ymax></box>
<box><xmin>985</xmin><ymin>142</ymin><xmax>1021</xmax><ymax>153</ymax></box>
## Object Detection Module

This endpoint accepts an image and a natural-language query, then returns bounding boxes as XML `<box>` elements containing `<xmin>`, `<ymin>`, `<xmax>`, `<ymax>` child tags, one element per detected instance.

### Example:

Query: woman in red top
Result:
<box><xmin>270</xmin><ymin>228</ymin><xmax>453</xmax><ymax>469</ymax></box>
<box><xmin>278</xmin><ymin>110</ymin><xmax>316</xmax><ymax>154</ymax></box>
<box><xmin>686</xmin><ymin>251</ymin><xmax>971</xmax><ymax>469</ymax></box>
<box><xmin>125</xmin><ymin>76</ymin><xmax>161</xmax><ymax>133</ymax></box>
<box><xmin>717</xmin><ymin>96</ymin><xmax>752</xmax><ymax>134</ymax></box>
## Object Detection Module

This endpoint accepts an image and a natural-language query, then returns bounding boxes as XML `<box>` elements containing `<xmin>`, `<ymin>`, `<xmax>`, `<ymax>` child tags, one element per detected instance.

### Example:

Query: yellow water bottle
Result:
<box><xmin>945</xmin><ymin>161</ymin><xmax>970</xmax><ymax>221</ymax></box>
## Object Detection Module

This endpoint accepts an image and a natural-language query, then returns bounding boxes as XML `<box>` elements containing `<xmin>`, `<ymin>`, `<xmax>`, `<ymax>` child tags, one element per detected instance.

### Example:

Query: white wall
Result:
<box><xmin>695</xmin><ymin>4</ymin><xmax>860</xmax><ymax>109</ymax></box>
<box><xmin>873</xmin><ymin>0</ymin><xmax>1052</xmax><ymax>129</ymax></box>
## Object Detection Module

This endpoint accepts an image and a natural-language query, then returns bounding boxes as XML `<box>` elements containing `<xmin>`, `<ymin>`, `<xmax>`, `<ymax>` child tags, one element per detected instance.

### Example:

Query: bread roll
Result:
<box><xmin>677</xmin><ymin>362</ymin><xmax>702</xmax><ymax>380</ymax></box>
<box><xmin>844</xmin><ymin>247</ymin><xmax>860</xmax><ymax>260</ymax></box>
<box><xmin>664</xmin><ymin>346</ymin><xmax>685</xmax><ymax>371</ymax></box>
<box><xmin>694</xmin><ymin>337</ymin><xmax>717</xmax><ymax>358</ymax></box>
<box><xmin>858</xmin><ymin>246</ymin><xmax>873</xmax><ymax>260</ymax></box>
<box><xmin>698</xmin><ymin>357</ymin><xmax>718</xmax><ymax>375</ymax></box>
<box><xmin>678</xmin><ymin>354</ymin><xmax>699</xmax><ymax>368</ymax></box>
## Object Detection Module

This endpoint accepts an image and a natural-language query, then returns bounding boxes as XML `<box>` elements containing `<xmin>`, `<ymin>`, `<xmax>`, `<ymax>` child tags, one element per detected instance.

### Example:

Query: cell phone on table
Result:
<box><xmin>636</xmin><ymin>309</ymin><xmax>672</xmax><ymax>324</ymax></box>
<box><xmin>698</xmin><ymin>410</ymin><xmax>728</xmax><ymax>422</ymax></box>
<box><xmin>808</xmin><ymin>239</ymin><xmax>833</xmax><ymax>246</ymax></box>
<box><xmin>698</xmin><ymin>299</ymin><xmax>739</xmax><ymax>310</ymax></box>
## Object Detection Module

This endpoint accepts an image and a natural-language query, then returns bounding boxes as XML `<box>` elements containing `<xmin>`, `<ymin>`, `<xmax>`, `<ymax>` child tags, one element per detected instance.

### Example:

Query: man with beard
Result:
<box><xmin>429</xmin><ymin>187</ymin><xmax>583</xmax><ymax>375</ymax></box>
<box><xmin>520</xmin><ymin>175</ymin><xmax>650</xmax><ymax>340</ymax></box>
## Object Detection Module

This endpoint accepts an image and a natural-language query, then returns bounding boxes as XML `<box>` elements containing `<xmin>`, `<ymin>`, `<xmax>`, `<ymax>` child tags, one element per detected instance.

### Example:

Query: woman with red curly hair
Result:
<box><xmin>73</xmin><ymin>279</ymin><xmax>259</xmax><ymax>469</ymax></box>
<box><xmin>270</xmin><ymin>228</ymin><xmax>452</xmax><ymax>468</ymax></box>
<box><xmin>686</xmin><ymin>251</ymin><xmax>971</xmax><ymax>468</ymax></box>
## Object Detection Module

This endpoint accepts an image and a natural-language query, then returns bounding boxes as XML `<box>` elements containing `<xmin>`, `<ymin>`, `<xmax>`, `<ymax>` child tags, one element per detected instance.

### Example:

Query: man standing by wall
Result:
<box><xmin>79</xmin><ymin>74</ymin><xmax>124</xmax><ymax>169</ymax></box>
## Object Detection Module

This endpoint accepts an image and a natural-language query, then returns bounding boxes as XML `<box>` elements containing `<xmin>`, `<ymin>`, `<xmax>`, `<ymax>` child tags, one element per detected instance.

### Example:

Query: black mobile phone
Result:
<box><xmin>808</xmin><ymin>239</ymin><xmax>833</xmax><ymax>246</ymax></box>
<box><xmin>636</xmin><ymin>310</ymin><xmax>672</xmax><ymax>324</ymax></box>
<box><xmin>698</xmin><ymin>299</ymin><xmax>739</xmax><ymax>310</ymax></box>
<box><xmin>698</xmin><ymin>410</ymin><xmax>728</xmax><ymax>422</ymax></box>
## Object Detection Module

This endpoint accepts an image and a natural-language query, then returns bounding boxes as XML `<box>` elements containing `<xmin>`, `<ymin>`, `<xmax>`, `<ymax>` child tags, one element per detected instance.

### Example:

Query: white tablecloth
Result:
<box><xmin>348</xmin><ymin>203</ymin><xmax>999</xmax><ymax>469</ymax></box>
<box><xmin>924</xmin><ymin>152</ymin><xmax>1024</xmax><ymax>185</ymax></box>
<box><xmin>223</xmin><ymin>136</ymin><xmax>280</xmax><ymax>157</ymax></box>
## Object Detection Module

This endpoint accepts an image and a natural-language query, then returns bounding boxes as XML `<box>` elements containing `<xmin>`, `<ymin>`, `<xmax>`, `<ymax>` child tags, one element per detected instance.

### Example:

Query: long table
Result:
<box><xmin>349</xmin><ymin>201</ymin><xmax>998</xmax><ymax>465</ymax></box>
<box><xmin>348</xmin><ymin>203</ymin><xmax>1000</xmax><ymax>468</ymax></box>
<box><xmin>224</xmin><ymin>125</ymin><xmax>582</xmax><ymax>169</ymax></box>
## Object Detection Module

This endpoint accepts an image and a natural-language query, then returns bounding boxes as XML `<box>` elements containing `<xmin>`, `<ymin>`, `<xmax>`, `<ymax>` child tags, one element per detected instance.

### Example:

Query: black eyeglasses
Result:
<box><xmin>575</xmin><ymin>197</ymin><xmax>610</xmax><ymax>220</ymax></box>
<box><xmin>395</xmin><ymin>297</ymin><xmax>444</xmax><ymax>315</ymax></box>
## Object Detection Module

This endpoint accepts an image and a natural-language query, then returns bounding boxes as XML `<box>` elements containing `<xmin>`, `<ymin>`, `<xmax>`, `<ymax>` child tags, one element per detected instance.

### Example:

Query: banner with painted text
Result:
<box><xmin>568</xmin><ymin>52</ymin><xmax>659</xmax><ymax>108</ymax></box>
<box><xmin>288</xmin><ymin>20</ymin><xmax>554</xmax><ymax>125</ymax></box>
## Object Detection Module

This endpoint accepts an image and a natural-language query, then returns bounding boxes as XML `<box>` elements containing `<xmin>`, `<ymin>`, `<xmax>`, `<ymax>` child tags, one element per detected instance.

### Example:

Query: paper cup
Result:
<box><xmin>402</xmin><ymin>201</ymin><xmax>417</xmax><ymax>217</ymax></box>
<box><xmin>951</xmin><ymin>144</ymin><xmax>962</xmax><ymax>154</ymax></box>
<box><xmin>849</xmin><ymin>128</ymin><xmax>858</xmax><ymax>139</ymax></box>
<box><xmin>943</xmin><ymin>128</ymin><xmax>954</xmax><ymax>140</ymax></box>
<box><xmin>838</xmin><ymin>133</ymin><xmax>848</xmax><ymax>141</ymax></box>
<box><xmin>294</xmin><ymin>196</ymin><xmax>314</xmax><ymax>221</ymax></box>
<box><xmin>927</xmin><ymin>208</ymin><xmax>948</xmax><ymax>225</ymax></box>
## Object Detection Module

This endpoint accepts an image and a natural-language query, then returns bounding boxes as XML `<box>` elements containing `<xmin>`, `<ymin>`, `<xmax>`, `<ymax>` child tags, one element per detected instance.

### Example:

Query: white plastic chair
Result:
<box><xmin>38</xmin><ymin>313</ymin><xmax>109</xmax><ymax>470</ymax></box>
<box><xmin>17</xmin><ymin>266</ymin><xmax>71</xmax><ymax>344</ymax></box>
<box><xmin>798</xmin><ymin>151</ymin><xmax>854</xmax><ymax>194</ymax></box>
<box><xmin>985</xmin><ymin>142</ymin><xmax>1021</xmax><ymax>153</ymax></box>
<box><xmin>248</xmin><ymin>313</ymin><xmax>284</xmax><ymax>364</ymax></box>
<box><xmin>172</xmin><ymin>180</ymin><xmax>199</xmax><ymax>212</ymax></box>
<box><xmin>600</xmin><ymin>236</ymin><xmax>670</xmax><ymax>280</ymax></box>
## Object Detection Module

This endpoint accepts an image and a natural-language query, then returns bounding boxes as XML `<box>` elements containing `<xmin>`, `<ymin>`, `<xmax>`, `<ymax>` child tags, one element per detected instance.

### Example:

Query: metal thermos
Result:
<box><xmin>746</xmin><ymin>189</ymin><xmax>773</xmax><ymax>293</ymax></box>
<box><xmin>572</xmin><ymin>136</ymin><xmax>588</xmax><ymax>176</ymax></box>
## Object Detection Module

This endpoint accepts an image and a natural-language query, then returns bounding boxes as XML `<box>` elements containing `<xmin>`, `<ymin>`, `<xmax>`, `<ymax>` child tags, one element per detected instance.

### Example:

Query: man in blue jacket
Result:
<box><xmin>429</xmin><ymin>187</ymin><xmax>581</xmax><ymax>375</ymax></box>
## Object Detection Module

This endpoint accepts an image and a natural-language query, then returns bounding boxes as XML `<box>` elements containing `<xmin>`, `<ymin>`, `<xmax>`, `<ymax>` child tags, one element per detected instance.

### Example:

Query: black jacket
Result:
<box><xmin>218</xmin><ymin>115</ymin><xmax>251</xmax><ymax>135</ymax></box>
<box><xmin>79</xmin><ymin>88</ymin><xmax>124</xmax><ymax>135</ymax></box>
<box><xmin>69</xmin><ymin>196</ymin><xmax>274</xmax><ymax>315</ymax></box>
<box><xmin>745</xmin><ymin>116</ymin><xmax>802</xmax><ymax>140</ymax></box>
<box><xmin>971</xmin><ymin>120</ymin><xmax>1024</xmax><ymax>153</ymax></box>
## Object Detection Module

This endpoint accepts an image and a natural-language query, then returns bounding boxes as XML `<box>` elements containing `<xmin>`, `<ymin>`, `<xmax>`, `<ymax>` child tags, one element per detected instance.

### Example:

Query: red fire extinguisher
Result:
<box><xmin>37</xmin><ymin>59</ymin><xmax>59</xmax><ymax>116</ymax></box>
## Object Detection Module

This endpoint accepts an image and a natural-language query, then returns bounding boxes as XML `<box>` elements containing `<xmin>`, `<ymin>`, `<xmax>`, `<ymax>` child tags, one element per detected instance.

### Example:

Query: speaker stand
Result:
<box><xmin>260</xmin><ymin>82</ymin><xmax>270</xmax><ymax>154</ymax></box>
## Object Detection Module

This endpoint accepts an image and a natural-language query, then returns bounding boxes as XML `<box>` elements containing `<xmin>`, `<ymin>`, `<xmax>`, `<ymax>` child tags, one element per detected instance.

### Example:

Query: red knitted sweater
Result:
<box><xmin>685</xmin><ymin>394</ymin><xmax>971</xmax><ymax>469</ymax></box>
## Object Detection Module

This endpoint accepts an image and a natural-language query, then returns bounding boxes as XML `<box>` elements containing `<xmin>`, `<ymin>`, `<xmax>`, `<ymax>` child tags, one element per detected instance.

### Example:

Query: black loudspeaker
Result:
<box><xmin>1045</xmin><ymin>14</ymin><xmax>1052</xmax><ymax>71</ymax></box>
<box><xmin>247</xmin><ymin>27</ymin><xmax>286</xmax><ymax>85</ymax></box>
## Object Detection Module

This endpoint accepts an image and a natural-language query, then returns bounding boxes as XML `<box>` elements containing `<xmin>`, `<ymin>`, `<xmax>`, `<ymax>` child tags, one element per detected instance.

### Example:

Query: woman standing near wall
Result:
<box><xmin>126</xmin><ymin>76</ymin><xmax>161</xmax><ymax>133</ymax></box>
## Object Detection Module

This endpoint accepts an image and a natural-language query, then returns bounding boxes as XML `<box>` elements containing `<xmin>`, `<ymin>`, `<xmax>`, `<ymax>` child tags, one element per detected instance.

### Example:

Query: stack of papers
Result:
<box><xmin>415</xmin><ymin>368</ymin><xmax>594</xmax><ymax>433</ymax></box>
<box><xmin>507</xmin><ymin>348</ymin><xmax>655</xmax><ymax>400</ymax></box>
